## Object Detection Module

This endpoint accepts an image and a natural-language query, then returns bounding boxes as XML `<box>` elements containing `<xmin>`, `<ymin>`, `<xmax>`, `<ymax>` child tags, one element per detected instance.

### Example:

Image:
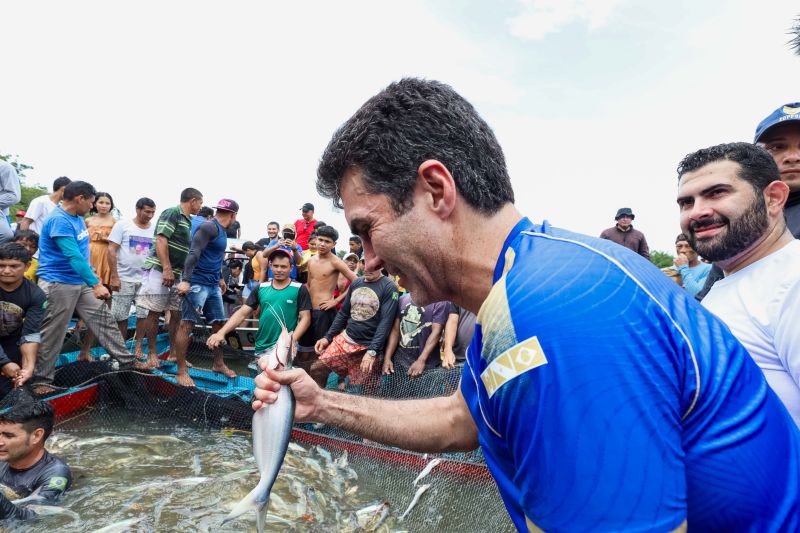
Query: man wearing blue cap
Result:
<box><xmin>755</xmin><ymin>102</ymin><xmax>800</xmax><ymax>237</ymax></box>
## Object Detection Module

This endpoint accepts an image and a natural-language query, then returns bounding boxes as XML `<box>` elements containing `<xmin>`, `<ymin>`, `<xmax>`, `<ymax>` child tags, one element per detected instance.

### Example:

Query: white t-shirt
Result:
<box><xmin>703</xmin><ymin>239</ymin><xmax>800</xmax><ymax>427</ymax></box>
<box><xmin>108</xmin><ymin>219</ymin><xmax>155</xmax><ymax>283</ymax></box>
<box><xmin>24</xmin><ymin>194</ymin><xmax>57</xmax><ymax>234</ymax></box>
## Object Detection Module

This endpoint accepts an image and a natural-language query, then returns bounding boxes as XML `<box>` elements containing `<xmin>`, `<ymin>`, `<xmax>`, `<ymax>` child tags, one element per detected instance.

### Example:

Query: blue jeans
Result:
<box><xmin>181</xmin><ymin>283</ymin><xmax>226</xmax><ymax>324</ymax></box>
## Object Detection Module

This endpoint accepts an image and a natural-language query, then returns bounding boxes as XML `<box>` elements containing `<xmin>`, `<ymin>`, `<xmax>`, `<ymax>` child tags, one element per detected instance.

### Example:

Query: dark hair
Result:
<box><xmin>52</xmin><ymin>176</ymin><xmax>71</xmax><ymax>192</ymax></box>
<box><xmin>349</xmin><ymin>235</ymin><xmax>361</xmax><ymax>244</ymax></box>
<box><xmin>308</xmin><ymin>232</ymin><xmax>318</xmax><ymax>240</ymax></box>
<box><xmin>136</xmin><ymin>197</ymin><xmax>156</xmax><ymax>209</ymax></box>
<box><xmin>180</xmin><ymin>188</ymin><xmax>203</xmax><ymax>203</ymax></box>
<box><xmin>0</xmin><ymin>242</ymin><xmax>32</xmax><ymax>263</ymax></box>
<box><xmin>91</xmin><ymin>192</ymin><xmax>115</xmax><ymax>214</ymax></box>
<box><xmin>63</xmin><ymin>181</ymin><xmax>96</xmax><ymax>201</ymax></box>
<box><xmin>198</xmin><ymin>206</ymin><xmax>214</xmax><ymax>218</ymax></box>
<box><xmin>313</xmin><ymin>221</ymin><xmax>326</xmax><ymax>230</ymax></box>
<box><xmin>227</xmin><ymin>259</ymin><xmax>243</xmax><ymax>269</ymax></box>
<box><xmin>675</xmin><ymin>233</ymin><xmax>690</xmax><ymax>244</ymax></box>
<box><xmin>267</xmin><ymin>221</ymin><xmax>280</xmax><ymax>229</ymax></box>
<box><xmin>677</xmin><ymin>142</ymin><xmax>779</xmax><ymax>193</ymax></box>
<box><xmin>316</xmin><ymin>225</ymin><xmax>339</xmax><ymax>242</ymax></box>
<box><xmin>0</xmin><ymin>400</ymin><xmax>55</xmax><ymax>440</ymax></box>
<box><xmin>13</xmin><ymin>229</ymin><xmax>39</xmax><ymax>247</ymax></box>
<box><xmin>317</xmin><ymin>78</ymin><xmax>515</xmax><ymax>216</ymax></box>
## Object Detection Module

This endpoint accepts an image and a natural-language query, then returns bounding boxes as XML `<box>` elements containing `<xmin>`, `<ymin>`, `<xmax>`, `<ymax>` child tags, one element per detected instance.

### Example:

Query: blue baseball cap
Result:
<box><xmin>754</xmin><ymin>103</ymin><xmax>800</xmax><ymax>142</ymax></box>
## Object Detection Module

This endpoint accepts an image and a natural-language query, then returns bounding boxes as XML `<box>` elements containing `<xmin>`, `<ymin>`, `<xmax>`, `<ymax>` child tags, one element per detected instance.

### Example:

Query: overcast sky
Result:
<box><xmin>2</xmin><ymin>0</ymin><xmax>798</xmax><ymax>253</ymax></box>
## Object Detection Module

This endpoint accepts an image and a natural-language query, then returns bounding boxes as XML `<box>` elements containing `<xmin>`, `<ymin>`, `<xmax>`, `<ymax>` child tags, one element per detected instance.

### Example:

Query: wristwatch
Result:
<box><xmin>365</xmin><ymin>349</ymin><xmax>377</xmax><ymax>358</ymax></box>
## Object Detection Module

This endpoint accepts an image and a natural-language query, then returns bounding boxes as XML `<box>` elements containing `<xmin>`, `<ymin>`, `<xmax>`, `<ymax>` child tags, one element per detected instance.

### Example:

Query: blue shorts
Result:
<box><xmin>181</xmin><ymin>283</ymin><xmax>226</xmax><ymax>324</ymax></box>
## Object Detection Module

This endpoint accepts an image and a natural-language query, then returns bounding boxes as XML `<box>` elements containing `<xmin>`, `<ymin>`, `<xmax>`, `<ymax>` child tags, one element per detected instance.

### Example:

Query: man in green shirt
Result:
<box><xmin>136</xmin><ymin>188</ymin><xmax>203</xmax><ymax>354</ymax></box>
<box><xmin>207</xmin><ymin>248</ymin><xmax>311</xmax><ymax>358</ymax></box>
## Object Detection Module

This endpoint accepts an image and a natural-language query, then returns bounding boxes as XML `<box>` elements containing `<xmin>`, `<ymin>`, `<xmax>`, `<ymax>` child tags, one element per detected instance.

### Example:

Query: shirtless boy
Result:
<box><xmin>296</xmin><ymin>226</ymin><xmax>356</xmax><ymax>369</ymax></box>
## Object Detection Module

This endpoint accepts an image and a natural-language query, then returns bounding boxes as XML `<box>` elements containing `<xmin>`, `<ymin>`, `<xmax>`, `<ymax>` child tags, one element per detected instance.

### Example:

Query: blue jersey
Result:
<box><xmin>460</xmin><ymin>218</ymin><xmax>800</xmax><ymax>532</ymax></box>
<box><xmin>37</xmin><ymin>206</ymin><xmax>91</xmax><ymax>285</ymax></box>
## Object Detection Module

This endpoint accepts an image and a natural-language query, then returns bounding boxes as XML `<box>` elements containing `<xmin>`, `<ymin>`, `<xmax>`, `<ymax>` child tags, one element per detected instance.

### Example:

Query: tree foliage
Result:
<box><xmin>0</xmin><ymin>152</ymin><xmax>46</xmax><ymax>214</ymax></box>
<box><xmin>790</xmin><ymin>16</ymin><xmax>800</xmax><ymax>56</ymax></box>
<box><xmin>650</xmin><ymin>250</ymin><xmax>674</xmax><ymax>269</ymax></box>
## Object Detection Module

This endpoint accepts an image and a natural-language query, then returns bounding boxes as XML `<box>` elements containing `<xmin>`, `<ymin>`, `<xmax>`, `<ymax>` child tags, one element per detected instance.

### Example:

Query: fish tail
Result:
<box><xmin>256</xmin><ymin>495</ymin><xmax>269</xmax><ymax>533</ymax></box>
<box><xmin>222</xmin><ymin>484</ymin><xmax>266</xmax><ymax>525</ymax></box>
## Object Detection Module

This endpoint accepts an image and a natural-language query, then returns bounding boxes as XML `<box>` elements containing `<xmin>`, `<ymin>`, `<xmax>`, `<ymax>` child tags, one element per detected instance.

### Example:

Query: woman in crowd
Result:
<box><xmin>78</xmin><ymin>192</ymin><xmax>116</xmax><ymax>362</ymax></box>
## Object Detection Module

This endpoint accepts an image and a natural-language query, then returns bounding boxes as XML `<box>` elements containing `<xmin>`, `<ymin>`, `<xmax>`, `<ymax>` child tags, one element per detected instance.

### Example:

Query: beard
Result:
<box><xmin>688</xmin><ymin>193</ymin><xmax>768</xmax><ymax>262</ymax></box>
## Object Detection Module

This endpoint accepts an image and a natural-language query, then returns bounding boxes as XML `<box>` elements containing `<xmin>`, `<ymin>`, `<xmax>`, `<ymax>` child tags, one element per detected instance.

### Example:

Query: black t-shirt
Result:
<box><xmin>225</xmin><ymin>220</ymin><xmax>241</xmax><ymax>239</ymax></box>
<box><xmin>326</xmin><ymin>276</ymin><xmax>398</xmax><ymax>353</ymax></box>
<box><xmin>0</xmin><ymin>450</ymin><xmax>72</xmax><ymax>519</ymax></box>
<box><xmin>0</xmin><ymin>280</ymin><xmax>46</xmax><ymax>368</ymax></box>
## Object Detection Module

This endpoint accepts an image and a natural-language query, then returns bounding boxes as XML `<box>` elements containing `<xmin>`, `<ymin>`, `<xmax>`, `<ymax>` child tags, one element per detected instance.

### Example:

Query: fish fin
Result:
<box><xmin>222</xmin><ymin>484</ymin><xmax>265</xmax><ymax>525</ymax></box>
<box><xmin>256</xmin><ymin>495</ymin><xmax>269</xmax><ymax>533</ymax></box>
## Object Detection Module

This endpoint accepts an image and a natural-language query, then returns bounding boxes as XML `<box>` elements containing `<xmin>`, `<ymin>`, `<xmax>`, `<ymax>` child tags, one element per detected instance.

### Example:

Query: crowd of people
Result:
<box><xmin>1</xmin><ymin>79</ymin><xmax>799</xmax><ymax>527</ymax></box>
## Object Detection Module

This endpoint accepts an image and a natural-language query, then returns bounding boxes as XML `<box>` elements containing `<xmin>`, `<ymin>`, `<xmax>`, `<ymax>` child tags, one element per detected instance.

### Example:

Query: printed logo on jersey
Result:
<box><xmin>476</xmin><ymin>247</ymin><xmax>518</xmax><ymax>365</ymax></box>
<box><xmin>350</xmin><ymin>286</ymin><xmax>379</xmax><ymax>321</ymax></box>
<box><xmin>783</xmin><ymin>105</ymin><xmax>800</xmax><ymax>115</ymax></box>
<box><xmin>47</xmin><ymin>477</ymin><xmax>68</xmax><ymax>491</ymax></box>
<box><xmin>481</xmin><ymin>336</ymin><xmax>547</xmax><ymax>397</ymax></box>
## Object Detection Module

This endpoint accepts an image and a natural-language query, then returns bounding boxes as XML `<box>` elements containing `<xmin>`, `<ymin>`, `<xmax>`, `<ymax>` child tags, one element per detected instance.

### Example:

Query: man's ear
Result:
<box><xmin>416</xmin><ymin>160</ymin><xmax>457</xmax><ymax>220</ymax></box>
<box><xmin>764</xmin><ymin>180</ymin><xmax>790</xmax><ymax>215</ymax></box>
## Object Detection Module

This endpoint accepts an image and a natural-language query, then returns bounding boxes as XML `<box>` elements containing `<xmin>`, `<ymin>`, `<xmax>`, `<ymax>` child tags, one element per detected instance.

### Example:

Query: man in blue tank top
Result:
<box><xmin>253</xmin><ymin>79</ymin><xmax>800</xmax><ymax>531</ymax></box>
<box><xmin>173</xmin><ymin>199</ymin><xmax>239</xmax><ymax>387</ymax></box>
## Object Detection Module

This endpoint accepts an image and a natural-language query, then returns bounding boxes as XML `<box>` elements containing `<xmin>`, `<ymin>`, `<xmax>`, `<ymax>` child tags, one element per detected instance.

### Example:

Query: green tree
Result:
<box><xmin>0</xmin><ymin>152</ymin><xmax>46</xmax><ymax>214</ymax></box>
<box><xmin>650</xmin><ymin>250</ymin><xmax>674</xmax><ymax>269</ymax></box>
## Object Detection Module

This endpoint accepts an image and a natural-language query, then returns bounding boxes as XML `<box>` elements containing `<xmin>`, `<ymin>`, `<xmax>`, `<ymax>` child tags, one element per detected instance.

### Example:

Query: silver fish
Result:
<box><xmin>399</xmin><ymin>484</ymin><xmax>430</xmax><ymax>521</ymax></box>
<box><xmin>223</xmin><ymin>309</ymin><xmax>294</xmax><ymax>533</ymax></box>
<box><xmin>412</xmin><ymin>458</ymin><xmax>443</xmax><ymax>486</ymax></box>
<box><xmin>88</xmin><ymin>517</ymin><xmax>143</xmax><ymax>532</ymax></box>
<box><xmin>25</xmin><ymin>504</ymin><xmax>81</xmax><ymax>519</ymax></box>
<box><xmin>356</xmin><ymin>500</ymin><xmax>391</xmax><ymax>530</ymax></box>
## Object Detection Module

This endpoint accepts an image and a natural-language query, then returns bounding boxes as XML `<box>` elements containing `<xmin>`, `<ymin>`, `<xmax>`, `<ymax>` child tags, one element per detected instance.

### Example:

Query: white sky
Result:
<box><xmin>2</xmin><ymin>0</ymin><xmax>798</xmax><ymax>253</ymax></box>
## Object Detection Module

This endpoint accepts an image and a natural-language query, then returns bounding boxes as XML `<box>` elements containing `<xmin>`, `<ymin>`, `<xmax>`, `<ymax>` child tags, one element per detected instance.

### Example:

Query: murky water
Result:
<box><xmin>6</xmin><ymin>411</ymin><xmax>514</xmax><ymax>532</ymax></box>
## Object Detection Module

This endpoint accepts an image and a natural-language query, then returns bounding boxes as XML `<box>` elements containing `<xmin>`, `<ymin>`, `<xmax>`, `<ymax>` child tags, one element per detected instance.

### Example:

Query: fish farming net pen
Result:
<box><xmin>0</xmin><ymin>302</ymin><xmax>514</xmax><ymax>532</ymax></box>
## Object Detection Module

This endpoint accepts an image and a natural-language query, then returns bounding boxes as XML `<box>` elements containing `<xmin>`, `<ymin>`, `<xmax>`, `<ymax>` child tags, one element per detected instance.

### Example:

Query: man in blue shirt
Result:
<box><xmin>252</xmin><ymin>79</ymin><xmax>800</xmax><ymax>531</ymax></box>
<box><xmin>172</xmin><ymin>199</ymin><xmax>239</xmax><ymax>386</ymax></box>
<box><xmin>672</xmin><ymin>233</ymin><xmax>711</xmax><ymax>298</ymax></box>
<box><xmin>30</xmin><ymin>181</ymin><xmax>138</xmax><ymax>394</ymax></box>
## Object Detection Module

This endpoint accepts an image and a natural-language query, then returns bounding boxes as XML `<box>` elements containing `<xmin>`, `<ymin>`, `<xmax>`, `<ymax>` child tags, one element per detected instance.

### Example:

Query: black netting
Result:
<box><xmin>1</xmin><ymin>295</ymin><xmax>513</xmax><ymax>532</ymax></box>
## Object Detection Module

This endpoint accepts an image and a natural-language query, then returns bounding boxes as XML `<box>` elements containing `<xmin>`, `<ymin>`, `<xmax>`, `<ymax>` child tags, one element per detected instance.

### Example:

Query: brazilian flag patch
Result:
<box><xmin>47</xmin><ymin>477</ymin><xmax>68</xmax><ymax>491</ymax></box>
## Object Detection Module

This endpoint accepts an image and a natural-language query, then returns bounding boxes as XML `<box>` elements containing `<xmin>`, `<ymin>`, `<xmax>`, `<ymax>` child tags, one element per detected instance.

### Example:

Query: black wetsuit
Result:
<box><xmin>0</xmin><ymin>450</ymin><xmax>71</xmax><ymax>520</ymax></box>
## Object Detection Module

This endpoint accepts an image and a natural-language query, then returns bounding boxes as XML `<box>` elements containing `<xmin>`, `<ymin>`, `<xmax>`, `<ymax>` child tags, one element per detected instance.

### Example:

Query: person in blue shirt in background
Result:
<box><xmin>672</xmin><ymin>233</ymin><xmax>711</xmax><ymax>298</ymax></box>
<box><xmin>253</xmin><ymin>78</ymin><xmax>800</xmax><ymax>532</ymax></box>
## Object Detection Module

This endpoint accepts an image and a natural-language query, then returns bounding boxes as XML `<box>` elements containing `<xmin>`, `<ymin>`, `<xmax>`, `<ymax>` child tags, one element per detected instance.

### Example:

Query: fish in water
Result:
<box><xmin>223</xmin><ymin>305</ymin><xmax>295</xmax><ymax>533</ymax></box>
<box><xmin>25</xmin><ymin>504</ymin><xmax>81</xmax><ymax>520</ymax></box>
<box><xmin>356</xmin><ymin>500</ymin><xmax>391</xmax><ymax>531</ymax></box>
<box><xmin>88</xmin><ymin>516</ymin><xmax>144</xmax><ymax>533</ymax></box>
<box><xmin>413</xmin><ymin>458</ymin><xmax>443</xmax><ymax>486</ymax></box>
<box><xmin>399</xmin><ymin>484</ymin><xmax>431</xmax><ymax>521</ymax></box>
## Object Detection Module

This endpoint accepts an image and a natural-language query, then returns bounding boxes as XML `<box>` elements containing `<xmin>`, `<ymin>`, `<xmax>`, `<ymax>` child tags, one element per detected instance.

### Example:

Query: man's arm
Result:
<box><xmin>154</xmin><ymin>235</ymin><xmax>172</xmax><ymax>279</ymax></box>
<box><xmin>638</xmin><ymin>233</ymin><xmax>650</xmax><ymax>259</ymax></box>
<box><xmin>333</xmin><ymin>256</ymin><xmax>357</xmax><ymax>282</ymax></box>
<box><xmin>408</xmin><ymin>322</ymin><xmax>444</xmax><ymax>377</ymax></box>
<box><xmin>207</xmin><ymin>304</ymin><xmax>255</xmax><ymax>349</ymax></box>
<box><xmin>0</xmin><ymin>492</ymin><xmax>37</xmax><ymax>520</ymax></box>
<box><xmin>442</xmin><ymin>307</ymin><xmax>459</xmax><ymax>369</ymax></box>
<box><xmin>107</xmin><ymin>242</ymin><xmax>122</xmax><ymax>291</ymax></box>
<box><xmin>382</xmin><ymin>319</ymin><xmax>400</xmax><ymax>374</ymax></box>
<box><xmin>18</xmin><ymin>218</ymin><xmax>33</xmax><ymax>231</ymax></box>
<box><xmin>254</xmin><ymin>366</ymin><xmax>479</xmax><ymax>453</ymax></box>
<box><xmin>53</xmin><ymin>237</ymin><xmax>100</xmax><ymax>287</ymax></box>
<box><xmin>294</xmin><ymin>310</ymin><xmax>311</xmax><ymax>342</ymax></box>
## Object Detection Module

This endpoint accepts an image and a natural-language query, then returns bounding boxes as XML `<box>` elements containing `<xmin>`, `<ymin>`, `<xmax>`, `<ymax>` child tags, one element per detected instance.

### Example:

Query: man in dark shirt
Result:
<box><xmin>0</xmin><ymin>400</ymin><xmax>71</xmax><ymax>520</ymax></box>
<box><xmin>310</xmin><ymin>268</ymin><xmax>398</xmax><ymax>391</ymax></box>
<box><xmin>0</xmin><ymin>244</ymin><xmax>45</xmax><ymax>398</ymax></box>
<box><xmin>384</xmin><ymin>294</ymin><xmax>448</xmax><ymax>377</ymax></box>
<box><xmin>599</xmin><ymin>207</ymin><xmax>650</xmax><ymax>259</ymax></box>
<box><xmin>172</xmin><ymin>199</ymin><xmax>239</xmax><ymax>386</ymax></box>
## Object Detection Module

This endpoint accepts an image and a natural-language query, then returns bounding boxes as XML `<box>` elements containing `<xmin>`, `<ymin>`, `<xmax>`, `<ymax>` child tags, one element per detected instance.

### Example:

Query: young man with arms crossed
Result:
<box><xmin>0</xmin><ymin>243</ymin><xmax>44</xmax><ymax>397</ymax></box>
<box><xmin>207</xmin><ymin>248</ymin><xmax>311</xmax><ymax>361</ymax></box>
<box><xmin>108</xmin><ymin>197</ymin><xmax>157</xmax><ymax>367</ymax></box>
<box><xmin>295</xmin><ymin>226</ymin><xmax>356</xmax><ymax>371</ymax></box>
